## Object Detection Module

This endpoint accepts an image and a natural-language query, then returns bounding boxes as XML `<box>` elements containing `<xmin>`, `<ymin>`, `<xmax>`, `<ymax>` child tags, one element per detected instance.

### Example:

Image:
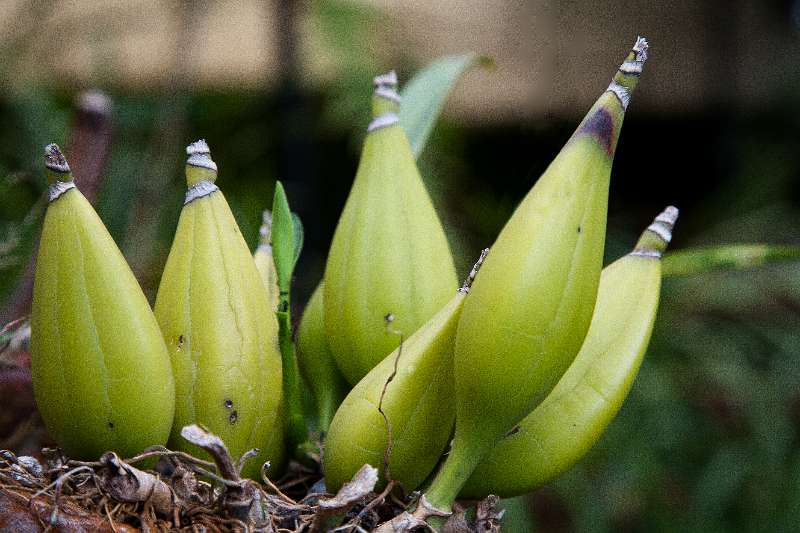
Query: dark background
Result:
<box><xmin>1</xmin><ymin>1</ymin><xmax>800</xmax><ymax>531</ymax></box>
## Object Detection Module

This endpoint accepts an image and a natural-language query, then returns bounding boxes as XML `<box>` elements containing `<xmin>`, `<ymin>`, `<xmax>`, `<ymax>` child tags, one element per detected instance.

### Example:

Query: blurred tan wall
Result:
<box><xmin>1</xmin><ymin>0</ymin><xmax>796</xmax><ymax>123</ymax></box>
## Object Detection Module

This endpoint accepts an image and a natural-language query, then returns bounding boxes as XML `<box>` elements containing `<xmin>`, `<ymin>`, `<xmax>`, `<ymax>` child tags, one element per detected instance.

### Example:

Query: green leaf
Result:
<box><xmin>661</xmin><ymin>244</ymin><xmax>800</xmax><ymax>277</ymax></box>
<box><xmin>270</xmin><ymin>182</ymin><xmax>311</xmax><ymax>457</ymax></box>
<box><xmin>271</xmin><ymin>181</ymin><xmax>296</xmax><ymax>293</ymax></box>
<box><xmin>400</xmin><ymin>54</ymin><xmax>490</xmax><ymax>158</ymax></box>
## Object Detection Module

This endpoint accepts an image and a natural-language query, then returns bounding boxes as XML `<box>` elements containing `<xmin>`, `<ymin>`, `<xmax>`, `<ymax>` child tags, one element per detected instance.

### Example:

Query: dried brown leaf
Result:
<box><xmin>98</xmin><ymin>452</ymin><xmax>173</xmax><ymax>516</ymax></box>
<box><xmin>319</xmin><ymin>464</ymin><xmax>379</xmax><ymax>511</ymax></box>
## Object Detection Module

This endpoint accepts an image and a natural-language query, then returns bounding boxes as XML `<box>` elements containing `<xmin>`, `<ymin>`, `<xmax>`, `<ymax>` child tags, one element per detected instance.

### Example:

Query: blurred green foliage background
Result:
<box><xmin>2</xmin><ymin>1</ymin><xmax>800</xmax><ymax>531</ymax></box>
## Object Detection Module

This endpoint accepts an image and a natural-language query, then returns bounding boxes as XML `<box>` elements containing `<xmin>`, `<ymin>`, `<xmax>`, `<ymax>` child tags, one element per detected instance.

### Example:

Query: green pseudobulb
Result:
<box><xmin>155</xmin><ymin>140</ymin><xmax>285</xmax><ymax>479</ymax></box>
<box><xmin>324</xmin><ymin>288</ymin><xmax>465</xmax><ymax>492</ymax></box>
<box><xmin>324</xmin><ymin>71</ymin><xmax>458</xmax><ymax>385</ymax></box>
<box><xmin>425</xmin><ymin>37</ymin><xmax>650</xmax><ymax>510</ymax></box>
<box><xmin>461</xmin><ymin>207</ymin><xmax>677</xmax><ymax>498</ymax></box>
<box><xmin>31</xmin><ymin>144</ymin><xmax>175</xmax><ymax>459</ymax></box>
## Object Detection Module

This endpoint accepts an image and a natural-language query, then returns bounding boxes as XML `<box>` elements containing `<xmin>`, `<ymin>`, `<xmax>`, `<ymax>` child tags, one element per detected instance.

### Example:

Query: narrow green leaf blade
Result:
<box><xmin>400</xmin><ymin>54</ymin><xmax>488</xmax><ymax>158</ymax></box>
<box><xmin>271</xmin><ymin>181</ymin><xmax>295</xmax><ymax>292</ymax></box>
<box><xmin>662</xmin><ymin>244</ymin><xmax>800</xmax><ymax>277</ymax></box>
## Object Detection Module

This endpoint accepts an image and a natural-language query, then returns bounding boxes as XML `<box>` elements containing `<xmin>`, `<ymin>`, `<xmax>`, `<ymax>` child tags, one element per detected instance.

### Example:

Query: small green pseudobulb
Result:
<box><xmin>155</xmin><ymin>140</ymin><xmax>285</xmax><ymax>478</ymax></box>
<box><xmin>31</xmin><ymin>144</ymin><xmax>175</xmax><ymax>459</ymax></box>
<box><xmin>324</xmin><ymin>71</ymin><xmax>458</xmax><ymax>385</ymax></box>
<box><xmin>461</xmin><ymin>207</ymin><xmax>677</xmax><ymax>498</ymax></box>
<box><xmin>324</xmin><ymin>250</ymin><xmax>488</xmax><ymax>492</ymax></box>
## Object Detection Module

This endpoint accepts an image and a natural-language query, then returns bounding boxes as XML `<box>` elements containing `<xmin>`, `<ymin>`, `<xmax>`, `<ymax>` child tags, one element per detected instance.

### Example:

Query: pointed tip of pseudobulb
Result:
<box><xmin>185</xmin><ymin>138</ymin><xmax>218</xmax><ymax>176</ymax></box>
<box><xmin>623</xmin><ymin>35</ymin><xmax>650</xmax><ymax>72</ymax></box>
<box><xmin>575</xmin><ymin>36</ymin><xmax>652</xmax><ymax>154</ymax></box>
<box><xmin>44</xmin><ymin>143</ymin><xmax>77</xmax><ymax>200</ymax></box>
<box><xmin>459</xmin><ymin>248</ymin><xmax>490</xmax><ymax>293</ymax></box>
<box><xmin>632</xmin><ymin>36</ymin><xmax>649</xmax><ymax>62</ymax></box>
<box><xmin>370</xmin><ymin>70</ymin><xmax>401</xmax><ymax>122</ymax></box>
<box><xmin>607</xmin><ymin>36</ymin><xmax>651</xmax><ymax>109</ymax></box>
<box><xmin>186</xmin><ymin>138</ymin><xmax>210</xmax><ymax>156</ymax></box>
<box><xmin>632</xmin><ymin>205</ymin><xmax>680</xmax><ymax>258</ymax></box>
<box><xmin>656</xmin><ymin>205</ymin><xmax>679</xmax><ymax>229</ymax></box>
<box><xmin>184</xmin><ymin>139</ymin><xmax>219</xmax><ymax>191</ymax></box>
<box><xmin>373</xmin><ymin>70</ymin><xmax>398</xmax><ymax>89</ymax></box>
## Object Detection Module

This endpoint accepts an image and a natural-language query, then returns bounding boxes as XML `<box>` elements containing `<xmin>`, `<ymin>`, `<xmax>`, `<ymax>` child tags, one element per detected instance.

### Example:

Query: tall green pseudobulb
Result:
<box><xmin>31</xmin><ymin>144</ymin><xmax>175</xmax><ymax>459</ymax></box>
<box><xmin>423</xmin><ymin>37</ymin><xmax>650</xmax><ymax>511</ymax></box>
<box><xmin>324</xmin><ymin>71</ymin><xmax>458</xmax><ymax>384</ymax></box>
<box><xmin>155</xmin><ymin>140</ymin><xmax>285</xmax><ymax>478</ymax></box>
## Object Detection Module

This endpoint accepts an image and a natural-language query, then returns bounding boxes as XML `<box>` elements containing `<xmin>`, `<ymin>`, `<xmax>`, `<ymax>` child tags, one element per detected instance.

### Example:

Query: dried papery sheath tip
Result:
<box><xmin>632</xmin><ymin>36</ymin><xmax>649</xmax><ymax>61</ymax></box>
<box><xmin>44</xmin><ymin>143</ymin><xmax>76</xmax><ymax>201</ymax></box>
<box><xmin>48</xmin><ymin>181</ymin><xmax>76</xmax><ymax>203</ymax></box>
<box><xmin>606</xmin><ymin>35</ymin><xmax>650</xmax><ymax>110</ymax></box>
<box><xmin>367</xmin><ymin>112</ymin><xmax>400</xmax><ymax>133</ymax></box>
<box><xmin>459</xmin><ymin>248</ymin><xmax>490</xmax><ymax>293</ymax></box>
<box><xmin>184</xmin><ymin>180</ymin><xmax>219</xmax><ymax>205</ymax></box>
<box><xmin>186</xmin><ymin>138</ymin><xmax>211</xmax><ymax>155</ymax></box>
<box><xmin>259</xmin><ymin>209</ymin><xmax>273</xmax><ymax>245</ymax></box>
<box><xmin>375</xmin><ymin>86</ymin><xmax>401</xmax><ymax>103</ymax></box>
<box><xmin>618</xmin><ymin>38</ymin><xmax>648</xmax><ymax>75</ymax></box>
<box><xmin>186</xmin><ymin>139</ymin><xmax>217</xmax><ymax>172</ymax></box>
<box><xmin>184</xmin><ymin>140</ymin><xmax>218</xmax><ymax>190</ymax></box>
<box><xmin>186</xmin><ymin>156</ymin><xmax>217</xmax><ymax>173</ymax></box>
<box><xmin>373</xmin><ymin>70</ymin><xmax>401</xmax><ymax>103</ymax></box>
<box><xmin>186</xmin><ymin>153</ymin><xmax>217</xmax><ymax>172</ymax></box>
<box><xmin>632</xmin><ymin>205</ymin><xmax>679</xmax><ymax>258</ymax></box>
<box><xmin>257</xmin><ymin>209</ymin><xmax>273</xmax><ymax>254</ymax></box>
<box><xmin>44</xmin><ymin>143</ymin><xmax>70</xmax><ymax>174</ymax></box>
<box><xmin>185</xmin><ymin>138</ymin><xmax>218</xmax><ymax>172</ymax></box>
<box><xmin>373</xmin><ymin>70</ymin><xmax>398</xmax><ymax>88</ymax></box>
<box><xmin>654</xmin><ymin>205</ymin><xmax>679</xmax><ymax>226</ymax></box>
<box><xmin>606</xmin><ymin>81</ymin><xmax>631</xmax><ymax>111</ymax></box>
<box><xmin>647</xmin><ymin>205</ymin><xmax>679</xmax><ymax>242</ymax></box>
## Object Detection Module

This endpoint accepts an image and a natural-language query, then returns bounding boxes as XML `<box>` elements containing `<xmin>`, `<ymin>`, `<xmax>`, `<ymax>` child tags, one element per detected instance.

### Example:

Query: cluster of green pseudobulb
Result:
<box><xmin>30</xmin><ymin>36</ymin><xmax>672</xmax><ymax>517</ymax></box>
<box><xmin>318</xmin><ymin>37</ymin><xmax>675</xmax><ymax>513</ymax></box>
<box><xmin>32</xmin><ymin>140</ymin><xmax>286</xmax><ymax>479</ymax></box>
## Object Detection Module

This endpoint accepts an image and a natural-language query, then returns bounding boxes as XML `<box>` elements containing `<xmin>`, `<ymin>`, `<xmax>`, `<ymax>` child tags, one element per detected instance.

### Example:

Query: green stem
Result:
<box><xmin>424</xmin><ymin>439</ymin><xmax>485</xmax><ymax>512</ymax></box>
<box><xmin>276</xmin><ymin>296</ymin><xmax>310</xmax><ymax>459</ymax></box>
<box><xmin>662</xmin><ymin>244</ymin><xmax>800</xmax><ymax>277</ymax></box>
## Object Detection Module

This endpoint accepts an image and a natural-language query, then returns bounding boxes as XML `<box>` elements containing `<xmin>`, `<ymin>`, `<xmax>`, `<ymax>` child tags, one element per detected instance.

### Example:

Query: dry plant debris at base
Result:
<box><xmin>0</xmin><ymin>424</ymin><xmax>503</xmax><ymax>532</ymax></box>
